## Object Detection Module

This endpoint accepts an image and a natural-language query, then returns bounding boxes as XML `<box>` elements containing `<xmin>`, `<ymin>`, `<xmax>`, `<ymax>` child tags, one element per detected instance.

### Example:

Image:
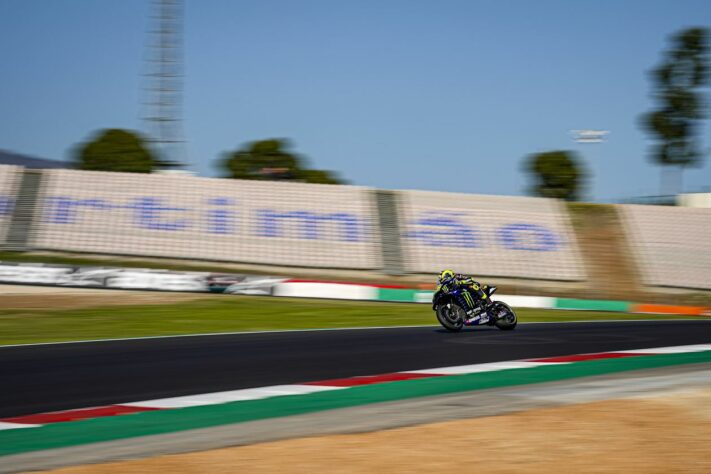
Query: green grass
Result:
<box><xmin>0</xmin><ymin>296</ymin><xmax>701</xmax><ymax>346</ymax></box>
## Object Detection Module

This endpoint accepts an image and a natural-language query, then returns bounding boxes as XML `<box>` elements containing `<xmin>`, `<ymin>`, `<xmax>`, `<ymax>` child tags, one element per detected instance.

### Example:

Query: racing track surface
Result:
<box><xmin>2</xmin><ymin>320</ymin><xmax>711</xmax><ymax>418</ymax></box>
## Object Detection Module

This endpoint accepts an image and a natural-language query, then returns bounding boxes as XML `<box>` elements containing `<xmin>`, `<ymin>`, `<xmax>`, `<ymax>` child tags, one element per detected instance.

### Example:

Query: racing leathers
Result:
<box><xmin>437</xmin><ymin>274</ymin><xmax>491</xmax><ymax>323</ymax></box>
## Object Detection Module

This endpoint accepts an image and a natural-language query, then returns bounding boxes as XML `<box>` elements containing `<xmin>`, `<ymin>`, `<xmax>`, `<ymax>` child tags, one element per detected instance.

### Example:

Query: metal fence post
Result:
<box><xmin>374</xmin><ymin>190</ymin><xmax>405</xmax><ymax>275</ymax></box>
<box><xmin>3</xmin><ymin>169</ymin><xmax>43</xmax><ymax>251</ymax></box>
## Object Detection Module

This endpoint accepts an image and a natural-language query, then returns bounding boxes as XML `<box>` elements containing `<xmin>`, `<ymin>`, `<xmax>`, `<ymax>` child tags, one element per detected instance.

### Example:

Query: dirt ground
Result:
<box><xmin>0</xmin><ymin>285</ymin><xmax>206</xmax><ymax>310</ymax></box>
<box><xmin>41</xmin><ymin>388</ymin><xmax>711</xmax><ymax>474</ymax></box>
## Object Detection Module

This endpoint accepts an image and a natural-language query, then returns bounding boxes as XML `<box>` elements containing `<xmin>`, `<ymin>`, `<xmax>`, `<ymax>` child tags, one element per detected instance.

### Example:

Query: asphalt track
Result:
<box><xmin>2</xmin><ymin>319</ymin><xmax>711</xmax><ymax>418</ymax></box>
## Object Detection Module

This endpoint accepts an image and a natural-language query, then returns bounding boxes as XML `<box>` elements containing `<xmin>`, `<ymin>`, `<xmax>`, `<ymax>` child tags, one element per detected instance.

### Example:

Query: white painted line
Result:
<box><xmin>5</xmin><ymin>343</ymin><xmax>711</xmax><ymax>425</ymax></box>
<box><xmin>274</xmin><ymin>282</ymin><xmax>378</xmax><ymax>300</ymax></box>
<box><xmin>500</xmin><ymin>295</ymin><xmax>556</xmax><ymax>309</ymax></box>
<box><xmin>522</xmin><ymin>319</ymin><xmax>706</xmax><ymax>324</ymax></box>
<box><xmin>0</xmin><ymin>422</ymin><xmax>41</xmax><ymax>430</ymax></box>
<box><xmin>615</xmin><ymin>344</ymin><xmax>711</xmax><ymax>354</ymax></box>
<box><xmin>0</xmin><ymin>325</ymin><xmax>446</xmax><ymax>349</ymax></box>
<box><xmin>403</xmin><ymin>361</ymin><xmax>568</xmax><ymax>375</ymax></box>
<box><xmin>123</xmin><ymin>385</ymin><xmax>344</xmax><ymax>409</ymax></box>
<box><xmin>1</xmin><ymin>319</ymin><xmax>707</xmax><ymax>349</ymax></box>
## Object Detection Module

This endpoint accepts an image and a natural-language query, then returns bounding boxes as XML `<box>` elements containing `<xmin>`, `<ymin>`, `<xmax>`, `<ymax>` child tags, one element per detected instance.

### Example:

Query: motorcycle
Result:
<box><xmin>432</xmin><ymin>285</ymin><xmax>517</xmax><ymax>332</ymax></box>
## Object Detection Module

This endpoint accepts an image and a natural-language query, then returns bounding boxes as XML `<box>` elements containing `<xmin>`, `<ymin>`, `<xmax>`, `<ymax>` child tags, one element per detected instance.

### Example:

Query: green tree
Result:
<box><xmin>642</xmin><ymin>27</ymin><xmax>709</xmax><ymax>195</ymax></box>
<box><xmin>525</xmin><ymin>150</ymin><xmax>585</xmax><ymax>201</ymax></box>
<box><xmin>75</xmin><ymin>129</ymin><xmax>160</xmax><ymax>173</ymax></box>
<box><xmin>221</xmin><ymin>139</ymin><xmax>344</xmax><ymax>184</ymax></box>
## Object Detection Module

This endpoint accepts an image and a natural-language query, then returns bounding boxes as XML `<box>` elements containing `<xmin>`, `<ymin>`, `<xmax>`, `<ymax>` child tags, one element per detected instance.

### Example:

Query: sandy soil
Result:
<box><xmin>41</xmin><ymin>388</ymin><xmax>711</xmax><ymax>474</ymax></box>
<box><xmin>0</xmin><ymin>285</ymin><xmax>206</xmax><ymax>310</ymax></box>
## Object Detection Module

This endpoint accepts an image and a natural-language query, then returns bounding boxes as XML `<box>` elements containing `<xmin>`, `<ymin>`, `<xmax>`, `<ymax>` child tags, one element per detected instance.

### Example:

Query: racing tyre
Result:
<box><xmin>492</xmin><ymin>302</ymin><xmax>517</xmax><ymax>330</ymax></box>
<box><xmin>435</xmin><ymin>303</ymin><xmax>465</xmax><ymax>332</ymax></box>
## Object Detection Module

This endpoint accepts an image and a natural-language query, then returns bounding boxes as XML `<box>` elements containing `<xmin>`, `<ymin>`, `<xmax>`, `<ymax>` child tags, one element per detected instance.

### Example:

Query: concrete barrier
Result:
<box><xmin>30</xmin><ymin>170</ymin><xmax>382</xmax><ymax>270</ymax></box>
<box><xmin>0</xmin><ymin>165</ymin><xmax>22</xmax><ymax>243</ymax></box>
<box><xmin>398</xmin><ymin>190</ymin><xmax>585</xmax><ymax>281</ymax></box>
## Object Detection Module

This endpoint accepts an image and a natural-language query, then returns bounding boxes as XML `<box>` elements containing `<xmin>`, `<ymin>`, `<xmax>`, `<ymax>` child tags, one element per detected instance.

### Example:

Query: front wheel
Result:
<box><xmin>492</xmin><ymin>302</ymin><xmax>517</xmax><ymax>330</ymax></box>
<box><xmin>435</xmin><ymin>303</ymin><xmax>465</xmax><ymax>332</ymax></box>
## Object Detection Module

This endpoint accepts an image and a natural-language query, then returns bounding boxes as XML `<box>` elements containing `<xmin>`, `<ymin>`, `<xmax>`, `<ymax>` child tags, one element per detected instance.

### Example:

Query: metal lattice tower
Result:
<box><xmin>142</xmin><ymin>0</ymin><xmax>186</xmax><ymax>169</ymax></box>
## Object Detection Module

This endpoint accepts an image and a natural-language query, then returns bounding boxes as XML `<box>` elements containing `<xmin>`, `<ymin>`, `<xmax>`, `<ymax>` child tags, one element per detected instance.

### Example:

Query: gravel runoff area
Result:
<box><xmin>0</xmin><ymin>285</ymin><xmax>205</xmax><ymax>310</ymax></box>
<box><xmin>13</xmin><ymin>364</ymin><xmax>711</xmax><ymax>474</ymax></box>
<box><xmin>38</xmin><ymin>388</ymin><xmax>711</xmax><ymax>474</ymax></box>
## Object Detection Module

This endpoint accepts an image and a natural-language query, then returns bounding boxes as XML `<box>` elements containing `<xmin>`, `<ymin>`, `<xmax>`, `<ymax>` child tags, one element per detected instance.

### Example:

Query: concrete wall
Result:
<box><xmin>1</xmin><ymin>167</ymin><xmax>708</xmax><ymax>290</ymax></box>
<box><xmin>678</xmin><ymin>193</ymin><xmax>711</xmax><ymax>208</ymax></box>
<box><xmin>622</xmin><ymin>204</ymin><xmax>711</xmax><ymax>290</ymax></box>
<box><xmin>0</xmin><ymin>165</ymin><xmax>22</xmax><ymax>243</ymax></box>
<box><xmin>30</xmin><ymin>170</ymin><xmax>382</xmax><ymax>269</ymax></box>
<box><xmin>398</xmin><ymin>190</ymin><xmax>585</xmax><ymax>281</ymax></box>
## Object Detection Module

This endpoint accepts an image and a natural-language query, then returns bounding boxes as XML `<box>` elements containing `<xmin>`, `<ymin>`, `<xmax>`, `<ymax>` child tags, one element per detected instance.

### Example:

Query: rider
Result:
<box><xmin>437</xmin><ymin>269</ymin><xmax>491</xmax><ymax>324</ymax></box>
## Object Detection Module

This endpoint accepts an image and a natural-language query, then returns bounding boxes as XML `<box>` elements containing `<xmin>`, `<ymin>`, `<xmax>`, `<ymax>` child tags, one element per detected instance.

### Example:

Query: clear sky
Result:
<box><xmin>1</xmin><ymin>0</ymin><xmax>710</xmax><ymax>201</ymax></box>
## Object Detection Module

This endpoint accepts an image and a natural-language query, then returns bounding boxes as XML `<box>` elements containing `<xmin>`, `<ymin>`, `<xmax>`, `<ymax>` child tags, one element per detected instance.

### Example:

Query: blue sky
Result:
<box><xmin>1</xmin><ymin>0</ymin><xmax>710</xmax><ymax>201</ymax></box>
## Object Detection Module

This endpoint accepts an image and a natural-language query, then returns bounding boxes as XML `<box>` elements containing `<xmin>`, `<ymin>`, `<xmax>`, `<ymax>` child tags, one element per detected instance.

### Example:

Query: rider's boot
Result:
<box><xmin>472</xmin><ymin>300</ymin><xmax>493</xmax><ymax>325</ymax></box>
<box><xmin>480</xmin><ymin>300</ymin><xmax>496</xmax><ymax>324</ymax></box>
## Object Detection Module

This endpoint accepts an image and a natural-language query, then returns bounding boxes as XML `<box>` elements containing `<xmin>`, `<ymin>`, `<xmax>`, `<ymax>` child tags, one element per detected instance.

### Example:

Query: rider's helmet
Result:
<box><xmin>438</xmin><ymin>269</ymin><xmax>455</xmax><ymax>286</ymax></box>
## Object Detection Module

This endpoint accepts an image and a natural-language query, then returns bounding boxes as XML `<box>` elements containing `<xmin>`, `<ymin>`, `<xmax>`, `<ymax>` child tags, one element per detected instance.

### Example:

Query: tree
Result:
<box><xmin>642</xmin><ymin>27</ymin><xmax>709</xmax><ymax>195</ymax></box>
<box><xmin>525</xmin><ymin>150</ymin><xmax>585</xmax><ymax>201</ymax></box>
<box><xmin>221</xmin><ymin>139</ymin><xmax>344</xmax><ymax>184</ymax></box>
<box><xmin>75</xmin><ymin>129</ymin><xmax>160</xmax><ymax>173</ymax></box>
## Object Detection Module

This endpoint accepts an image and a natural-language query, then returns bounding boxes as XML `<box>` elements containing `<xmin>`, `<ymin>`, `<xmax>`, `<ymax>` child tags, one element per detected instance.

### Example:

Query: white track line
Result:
<box><xmin>123</xmin><ymin>385</ymin><xmax>343</xmax><ymax>409</ymax></box>
<box><xmin>615</xmin><ymin>344</ymin><xmax>711</xmax><ymax>354</ymax></box>
<box><xmin>405</xmin><ymin>343</ymin><xmax>711</xmax><ymax>375</ymax></box>
<box><xmin>0</xmin><ymin>325</ymin><xmax>439</xmax><ymax>348</ymax></box>
<box><xmin>0</xmin><ymin>422</ymin><xmax>40</xmax><ymax>430</ymax></box>
<box><xmin>0</xmin><ymin>319</ymin><xmax>707</xmax><ymax>349</ymax></box>
<box><xmin>404</xmin><ymin>361</ymin><xmax>567</xmax><ymax>375</ymax></box>
<box><xmin>3</xmin><ymin>343</ymin><xmax>711</xmax><ymax>430</ymax></box>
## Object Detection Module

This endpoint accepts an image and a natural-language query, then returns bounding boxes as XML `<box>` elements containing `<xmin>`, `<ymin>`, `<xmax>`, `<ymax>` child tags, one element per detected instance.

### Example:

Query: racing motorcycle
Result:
<box><xmin>432</xmin><ymin>284</ymin><xmax>517</xmax><ymax>332</ymax></box>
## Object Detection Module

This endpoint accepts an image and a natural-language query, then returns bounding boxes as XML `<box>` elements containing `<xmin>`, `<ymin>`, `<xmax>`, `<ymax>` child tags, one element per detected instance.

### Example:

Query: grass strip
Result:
<box><xmin>555</xmin><ymin>298</ymin><xmax>630</xmax><ymax>312</ymax></box>
<box><xmin>1</xmin><ymin>350</ymin><xmax>710</xmax><ymax>457</ymax></box>
<box><xmin>0</xmin><ymin>296</ymin><xmax>700</xmax><ymax>346</ymax></box>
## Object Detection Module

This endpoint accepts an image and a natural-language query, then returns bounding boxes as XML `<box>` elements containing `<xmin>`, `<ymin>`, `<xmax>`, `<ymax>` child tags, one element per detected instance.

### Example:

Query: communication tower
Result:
<box><xmin>142</xmin><ymin>0</ymin><xmax>186</xmax><ymax>169</ymax></box>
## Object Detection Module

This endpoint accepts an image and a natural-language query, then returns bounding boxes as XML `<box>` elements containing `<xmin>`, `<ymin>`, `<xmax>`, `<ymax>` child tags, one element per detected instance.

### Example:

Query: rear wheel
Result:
<box><xmin>492</xmin><ymin>302</ymin><xmax>517</xmax><ymax>330</ymax></box>
<box><xmin>435</xmin><ymin>303</ymin><xmax>465</xmax><ymax>332</ymax></box>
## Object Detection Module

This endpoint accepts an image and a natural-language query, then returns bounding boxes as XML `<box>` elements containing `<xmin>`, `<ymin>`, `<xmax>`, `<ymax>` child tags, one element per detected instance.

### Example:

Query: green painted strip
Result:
<box><xmin>1</xmin><ymin>351</ymin><xmax>709</xmax><ymax>457</ymax></box>
<box><xmin>414</xmin><ymin>291</ymin><xmax>434</xmax><ymax>304</ymax></box>
<box><xmin>376</xmin><ymin>288</ymin><xmax>418</xmax><ymax>302</ymax></box>
<box><xmin>555</xmin><ymin>298</ymin><xmax>631</xmax><ymax>312</ymax></box>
